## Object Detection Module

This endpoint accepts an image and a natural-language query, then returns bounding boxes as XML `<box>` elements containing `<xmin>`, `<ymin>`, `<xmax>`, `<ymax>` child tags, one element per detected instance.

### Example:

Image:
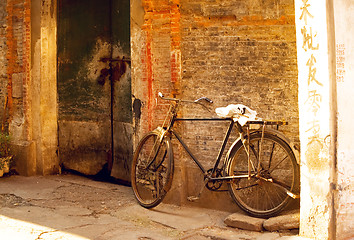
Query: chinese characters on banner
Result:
<box><xmin>300</xmin><ymin>0</ymin><xmax>323</xmax><ymax>147</ymax></box>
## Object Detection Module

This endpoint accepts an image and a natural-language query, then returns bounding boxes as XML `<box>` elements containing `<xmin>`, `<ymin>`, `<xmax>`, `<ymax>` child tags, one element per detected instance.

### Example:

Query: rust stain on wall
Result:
<box><xmin>139</xmin><ymin>0</ymin><xmax>183</xmax><ymax>132</ymax></box>
<box><xmin>5</xmin><ymin>0</ymin><xmax>32</xmax><ymax>140</ymax></box>
<box><xmin>141</xmin><ymin>2</ymin><xmax>154</xmax><ymax>131</ymax></box>
<box><xmin>145</xmin><ymin>33</ymin><xmax>154</xmax><ymax>131</ymax></box>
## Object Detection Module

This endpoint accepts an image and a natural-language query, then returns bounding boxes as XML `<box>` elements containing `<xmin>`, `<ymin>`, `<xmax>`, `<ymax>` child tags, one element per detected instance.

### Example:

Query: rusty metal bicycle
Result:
<box><xmin>131</xmin><ymin>92</ymin><xmax>300</xmax><ymax>218</ymax></box>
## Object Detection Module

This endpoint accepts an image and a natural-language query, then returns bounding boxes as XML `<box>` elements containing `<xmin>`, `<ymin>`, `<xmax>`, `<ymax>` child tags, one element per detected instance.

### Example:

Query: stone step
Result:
<box><xmin>263</xmin><ymin>211</ymin><xmax>300</xmax><ymax>231</ymax></box>
<box><xmin>224</xmin><ymin>213</ymin><xmax>265</xmax><ymax>232</ymax></box>
<box><xmin>224</xmin><ymin>210</ymin><xmax>300</xmax><ymax>232</ymax></box>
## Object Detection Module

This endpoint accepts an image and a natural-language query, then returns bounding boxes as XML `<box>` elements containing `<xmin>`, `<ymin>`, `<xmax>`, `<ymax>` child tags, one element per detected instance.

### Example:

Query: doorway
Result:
<box><xmin>57</xmin><ymin>0</ymin><xmax>132</xmax><ymax>182</ymax></box>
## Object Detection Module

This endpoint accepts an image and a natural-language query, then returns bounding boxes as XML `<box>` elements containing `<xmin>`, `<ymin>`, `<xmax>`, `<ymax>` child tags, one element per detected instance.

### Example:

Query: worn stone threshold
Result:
<box><xmin>224</xmin><ymin>210</ymin><xmax>300</xmax><ymax>232</ymax></box>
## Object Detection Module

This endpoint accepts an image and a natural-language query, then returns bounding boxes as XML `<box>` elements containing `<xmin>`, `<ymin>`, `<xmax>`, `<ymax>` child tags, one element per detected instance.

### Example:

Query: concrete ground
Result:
<box><xmin>0</xmin><ymin>173</ymin><xmax>309</xmax><ymax>240</ymax></box>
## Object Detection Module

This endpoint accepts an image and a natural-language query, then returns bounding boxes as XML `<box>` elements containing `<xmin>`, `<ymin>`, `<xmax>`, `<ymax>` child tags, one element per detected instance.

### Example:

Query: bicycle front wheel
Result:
<box><xmin>131</xmin><ymin>131</ymin><xmax>174</xmax><ymax>208</ymax></box>
<box><xmin>226</xmin><ymin>132</ymin><xmax>299</xmax><ymax>218</ymax></box>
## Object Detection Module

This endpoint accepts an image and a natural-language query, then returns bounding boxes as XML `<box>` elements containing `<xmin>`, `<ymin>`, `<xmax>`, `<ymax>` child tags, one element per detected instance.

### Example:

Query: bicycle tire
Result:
<box><xmin>225</xmin><ymin>132</ymin><xmax>299</xmax><ymax>218</ymax></box>
<box><xmin>131</xmin><ymin>131</ymin><xmax>174</xmax><ymax>208</ymax></box>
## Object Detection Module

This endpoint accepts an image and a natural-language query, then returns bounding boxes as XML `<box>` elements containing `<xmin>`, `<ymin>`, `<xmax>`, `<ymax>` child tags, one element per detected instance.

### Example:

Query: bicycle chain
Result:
<box><xmin>205</xmin><ymin>168</ymin><xmax>225</xmax><ymax>191</ymax></box>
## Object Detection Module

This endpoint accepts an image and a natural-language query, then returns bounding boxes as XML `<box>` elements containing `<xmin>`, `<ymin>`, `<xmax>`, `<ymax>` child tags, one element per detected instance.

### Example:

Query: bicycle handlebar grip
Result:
<box><xmin>195</xmin><ymin>97</ymin><xmax>213</xmax><ymax>104</ymax></box>
<box><xmin>204</xmin><ymin>97</ymin><xmax>213</xmax><ymax>103</ymax></box>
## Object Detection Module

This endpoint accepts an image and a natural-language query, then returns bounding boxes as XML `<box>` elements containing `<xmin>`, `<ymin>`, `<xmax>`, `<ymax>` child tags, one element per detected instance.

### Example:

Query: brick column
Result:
<box><xmin>6</xmin><ymin>0</ymin><xmax>37</xmax><ymax>175</ymax></box>
<box><xmin>7</xmin><ymin>0</ymin><xmax>59</xmax><ymax>176</ymax></box>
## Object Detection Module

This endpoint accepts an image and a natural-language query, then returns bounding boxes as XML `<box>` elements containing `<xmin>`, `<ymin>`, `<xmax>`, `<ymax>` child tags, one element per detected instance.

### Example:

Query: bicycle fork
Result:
<box><xmin>146</xmin><ymin>127</ymin><xmax>167</xmax><ymax>171</ymax></box>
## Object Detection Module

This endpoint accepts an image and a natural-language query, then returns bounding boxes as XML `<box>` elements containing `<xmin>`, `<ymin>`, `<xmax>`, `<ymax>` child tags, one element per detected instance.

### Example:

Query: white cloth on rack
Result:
<box><xmin>215</xmin><ymin>104</ymin><xmax>261</xmax><ymax>126</ymax></box>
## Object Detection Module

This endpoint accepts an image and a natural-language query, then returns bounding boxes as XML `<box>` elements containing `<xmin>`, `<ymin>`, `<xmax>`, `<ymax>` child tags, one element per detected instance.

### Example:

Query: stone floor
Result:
<box><xmin>0</xmin><ymin>173</ymin><xmax>311</xmax><ymax>240</ymax></box>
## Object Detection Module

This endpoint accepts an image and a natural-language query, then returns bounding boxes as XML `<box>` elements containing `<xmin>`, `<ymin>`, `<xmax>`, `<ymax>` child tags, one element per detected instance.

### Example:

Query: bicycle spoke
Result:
<box><xmin>131</xmin><ymin>132</ymin><xmax>173</xmax><ymax>208</ymax></box>
<box><xmin>248</xmin><ymin>144</ymin><xmax>259</xmax><ymax>171</ymax></box>
<box><xmin>152</xmin><ymin>149</ymin><xmax>168</xmax><ymax>171</ymax></box>
<box><xmin>256</xmin><ymin>184</ymin><xmax>260</xmax><ymax>210</ymax></box>
<box><xmin>233</xmin><ymin>170</ymin><xmax>256</xmax><ymax>175</ymax></box>
<box><xmin>274</xmin><ymin>184</ymin><xmax>287</xmax><ymax>203</ymax></box>
<box><xmin>268</xmin><ymin>142</ymin><xmax>276</xmax><ymax>169</ymax></box>
<box><xmin>146</xmin><ymin>139</ymin><xmax>163</xmax><ymax>169</ymax></box>
<box><xmin>235</xmin><ymin>183</ymin><xmax>258</xmax><ymax>191</ymax></box>
<box><xmin>269</xmin><ymin>155</ymin><xmax>289</xmax><ymax>174</ymax></box>
<box><xmin>227</xmin><ymin>132</ymin><xmax>299</xmax><ymax>217</ymax></box>
<box><xmin>264</xmin><ymin>182</ymin><xmax>281</xmax><ymax>209</ymax></box>
<box><xmin>271</xmin><ymin>177</ymin><xmax>292</xmax><ymax>190</ymax></box>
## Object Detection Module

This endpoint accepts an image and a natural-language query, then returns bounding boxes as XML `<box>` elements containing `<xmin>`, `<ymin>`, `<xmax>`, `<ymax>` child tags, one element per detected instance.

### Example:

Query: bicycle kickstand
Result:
<box><xmin>187</xmin><ymin>177</ymin><xmax>209</xmax><ymax>202</ymax></box>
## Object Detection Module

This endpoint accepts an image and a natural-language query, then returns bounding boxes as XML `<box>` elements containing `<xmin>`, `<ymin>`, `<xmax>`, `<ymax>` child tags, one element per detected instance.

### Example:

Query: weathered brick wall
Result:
<box><xmin>2</xmin><ymin>0</ymin><xmax>31</xmax><ymax>142</ymax></box>
<box><xmin>132</xmin><ymin>0</ymin><xmax>178</xmax><ymax>138</ymax></box>
<box><xmin>133</xmin><ymin>0</ymin><xmax>299</xmax><ymax>143</ymax></box>
<box><xmin>132</xmin><ymin>0</ymin><xmax>299</xmax><ymax>210</ymax></box>
<box><xmin>179</xmin><ymin>0</ymin><xmax>299</xmax><ymax>171</ymax></box>
<box><xmin>0</xmin><ymin>0</ymin><xmax>7</xmax><ymax>127</ymax></box>
<box><xmin>178</xmin><ymin>0</ymin><xmax>299</xmax><ymax>210</ymax></box>
<box><xmin>0</xmin><ymin>0</ymin><xmax>35</xmax><ymax>175</ymax></box>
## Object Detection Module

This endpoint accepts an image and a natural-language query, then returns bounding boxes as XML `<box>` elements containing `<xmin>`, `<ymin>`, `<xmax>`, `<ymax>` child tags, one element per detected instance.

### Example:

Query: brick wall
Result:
<box><xmin>0</xmin><ymin>0</ymin><xmax>31</xmax><ymax>142</ymax></box>
<box><xmin>133</xmin><ymin>0</ymin><xmax>178</xmax><ymax>135</ymax></box>
<box><xmin>132</xmin><ymin>0</ymin><xmax>299</xmax><ymax>210</ymax></box>
<box><xmin>0</xmin><ymin>0</ymin><xmax>34</xmax><ymax>175</ymax></box>
<box><xmin>133</xmin><ymin>0</ymin><xmax>298</xmax><ymax>141</ymax></box>
<box><xmin>0</xmin><ymin>1</ymin><xmax>7</xmax><ymax>127</ymax></box>
<box><xmin>179</xmin><ymin>0</ymin><xmax>299</xmax><ymax>166</ymax></box>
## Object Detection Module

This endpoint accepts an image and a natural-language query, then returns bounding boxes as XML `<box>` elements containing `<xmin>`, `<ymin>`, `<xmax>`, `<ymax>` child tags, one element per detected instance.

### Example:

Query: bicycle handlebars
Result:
<box><xmin>158</xmin><ymin>92</ymin><xmax>213</xmax><ymax>104</ymax></box>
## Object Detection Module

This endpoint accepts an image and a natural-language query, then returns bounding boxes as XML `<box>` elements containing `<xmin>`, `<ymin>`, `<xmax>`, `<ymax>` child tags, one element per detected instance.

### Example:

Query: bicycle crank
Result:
<box><xmin>205</xmin><ymin>168</ymin><xmax>224</xmax><ymax>191</ymax></box>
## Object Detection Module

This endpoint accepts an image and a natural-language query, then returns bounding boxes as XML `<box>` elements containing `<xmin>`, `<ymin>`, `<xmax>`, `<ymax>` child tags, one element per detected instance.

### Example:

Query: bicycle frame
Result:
<box><xmin>171</xmin><ymin>117</ymin><xmax>234</xmax><ymax>178</ymax></box>
<box><xmin>156</xmin><ymin>93</ymin><xmax>297</xmax><ymax>186</ymax></box>
<box><xmin>166</xmin><ymin>113</ymin><xmax>253</xmax><ymax>182</ymax></box>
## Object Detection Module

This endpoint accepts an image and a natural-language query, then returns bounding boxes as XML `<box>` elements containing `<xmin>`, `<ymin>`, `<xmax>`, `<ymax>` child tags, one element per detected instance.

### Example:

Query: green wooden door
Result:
<box><xmin>58</xmin><ymin>0</ymin><xmax>132</xmax><ymax>181</ymax></box>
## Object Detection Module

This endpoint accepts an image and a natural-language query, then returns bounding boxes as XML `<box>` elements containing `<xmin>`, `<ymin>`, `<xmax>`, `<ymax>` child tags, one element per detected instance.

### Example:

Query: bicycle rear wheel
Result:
<box><xmin>226</xmin><ymin>132</ymin><xmax>299</xmax><ymax>218</ymax></box>
<box><xmin>131</xmin><ymin>131</ymin><xmax>174</xmax><ymax>208</ymax></box>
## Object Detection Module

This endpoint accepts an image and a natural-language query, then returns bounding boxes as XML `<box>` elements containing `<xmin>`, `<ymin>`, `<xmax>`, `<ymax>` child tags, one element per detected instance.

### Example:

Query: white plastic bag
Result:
<box><xmin>215</xmin><ymin>104</ymin><xmax>260</xmax><ymax>126</ymax></box>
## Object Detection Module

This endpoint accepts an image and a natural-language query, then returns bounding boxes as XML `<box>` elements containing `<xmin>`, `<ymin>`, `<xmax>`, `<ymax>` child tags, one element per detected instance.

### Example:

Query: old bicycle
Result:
<box><xmin>131</xmin><ymin>93</ymin><xmax>300</xmax><ymax>218</ymax></box>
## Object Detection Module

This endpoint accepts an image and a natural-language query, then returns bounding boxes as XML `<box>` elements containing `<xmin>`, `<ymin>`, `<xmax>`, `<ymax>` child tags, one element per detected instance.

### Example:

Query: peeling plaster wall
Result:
<box><xmin>29</xmin><ymin>0</ymin><xmax>59</xmax><ymax>175</ymax></box>
<box><xmin>295</xmin><ymin>0</ymin><xmax>333</xmax><ymax>238</ymax></box>
<box><xmin>334</xmin><ymin>1</ymin><xmax>354</xmax><ymax>239</ymax></box>
<box><xmin>295</xmin><ymin>0</ymin><xmax>354</xmax><ymax>239</ymax></box>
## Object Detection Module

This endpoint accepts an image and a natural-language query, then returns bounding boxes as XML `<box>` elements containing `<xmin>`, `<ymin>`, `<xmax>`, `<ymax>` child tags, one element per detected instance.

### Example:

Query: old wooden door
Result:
<box><xmin>58</xmin><ymin>0</ymin><xmax>132</xmax><ymax>182</ymax></box>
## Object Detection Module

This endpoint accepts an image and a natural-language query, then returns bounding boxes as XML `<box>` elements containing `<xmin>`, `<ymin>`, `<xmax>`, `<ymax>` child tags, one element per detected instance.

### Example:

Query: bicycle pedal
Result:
<box><xmin>187</xmin><ymin>196</ymin><xmax>200</xmax><ymax>202</ymax></box>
